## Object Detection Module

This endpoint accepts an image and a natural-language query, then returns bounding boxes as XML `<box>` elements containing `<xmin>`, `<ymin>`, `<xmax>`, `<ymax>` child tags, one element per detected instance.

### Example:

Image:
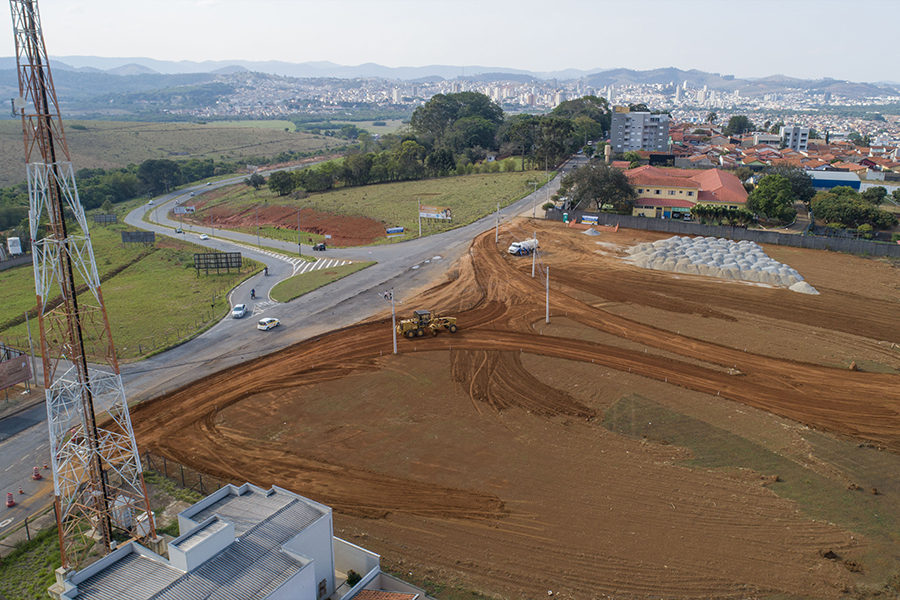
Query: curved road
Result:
<box><xmin>0</xmin><ymin>156</ymin><xmax>584</xmax><ymax>532</ymax></box>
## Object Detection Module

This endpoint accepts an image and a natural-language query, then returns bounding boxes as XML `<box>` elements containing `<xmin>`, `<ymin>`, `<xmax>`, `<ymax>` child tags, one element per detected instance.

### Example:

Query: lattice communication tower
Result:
<box><xmin>9</xmin><ymin>0</ymin><xmax>155</xmax><ymax>569</ymax></box>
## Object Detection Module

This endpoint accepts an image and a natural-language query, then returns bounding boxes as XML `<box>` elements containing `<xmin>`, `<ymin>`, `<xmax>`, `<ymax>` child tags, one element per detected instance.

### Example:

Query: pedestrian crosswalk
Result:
<box><xmin>250</xmin><ymin>299</ymin><xmax>276</xmax><ymax>316</ymax></box>
<box><xmin>289</xmin><ymin>257</ymin><xmax>351</xmax><ymax>276</ymax></box>
<box><xmin>233</xmin><ymin>242</ymin><xmax>353</xmax><ymax>276</ymax></box>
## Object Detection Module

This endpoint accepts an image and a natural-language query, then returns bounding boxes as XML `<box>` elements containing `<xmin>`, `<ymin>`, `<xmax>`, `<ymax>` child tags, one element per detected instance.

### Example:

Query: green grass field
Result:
<box><xmin>0</xmin><ymin>219</ymin><xmax>260</xmax><ymax>360</ymax></box>
<box><xmin>0</xmin><ymin>524</ymin><xmax>60</xmax><ymax>600</ymax></box>
<box><xmin>271</xmin><ymin>261</ymin><xmax>374</xmax><ymax>302</ymax></box>
<box><xmin>0</xmin><ymin>120</ymin><xmax>345</xmax><ymax>187</ymax></box>
<box><xmin>213</xmin><ymin>120</ymin><xmax>298</xmax><ymax>131</ymax></box>
<box><xmin>193</xmin><ymin>171</ymin><xmax>543</xmax><ymax>245</ymax></box>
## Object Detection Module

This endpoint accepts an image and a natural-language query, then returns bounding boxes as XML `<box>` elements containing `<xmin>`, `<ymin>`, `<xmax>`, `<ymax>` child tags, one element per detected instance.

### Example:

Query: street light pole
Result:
<box><xmin>532</xmin><ymin>231</ymin><xmax>537</xmax><ymax>278</ymax></box>
<box><xmin>531</xmin><ymin>181</ymin><xmax>538</xmax><ymax>218</ymax></box>
<box><xmin>297</xmin><ymin>207</ymin><xmax>301</xmax><ymax>258</ymax></box>
<box><xmin>256</xmin><ymin>205</ymin><xmax>260</xmax><ymax>247</ymax></box>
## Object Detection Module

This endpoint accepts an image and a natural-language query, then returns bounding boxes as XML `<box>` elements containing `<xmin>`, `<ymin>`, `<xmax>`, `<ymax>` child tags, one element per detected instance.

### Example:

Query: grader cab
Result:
<box><xmin>396</xmin><ymin>309</ymin><xmax>458</xmax><ymax>339</ymax></box>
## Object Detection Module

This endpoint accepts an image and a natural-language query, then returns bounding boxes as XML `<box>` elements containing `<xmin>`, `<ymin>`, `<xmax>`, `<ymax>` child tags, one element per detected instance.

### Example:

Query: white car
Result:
<box><xmin>148</xmin><ymin>200</ymin><xmax>154</xmax><ymax>205</ymax></box>
<box><xmin>199</xmin><ymin>234</ymin><xmax>209</xmax><ymax>240</ymax></box>
<box><xmin>232</xmin><ymin>304</ymin><xmax>248</xmax><ymax>319</ymax></box>
<box><xmin>190</xmin><ymin>192</ymin><xmax>195</xmax><ymax>197</ymax></box>
<box><xmin>257</xmin><ymin>317</ymin><xmax>280</xmax><ymax>331</ymax></box>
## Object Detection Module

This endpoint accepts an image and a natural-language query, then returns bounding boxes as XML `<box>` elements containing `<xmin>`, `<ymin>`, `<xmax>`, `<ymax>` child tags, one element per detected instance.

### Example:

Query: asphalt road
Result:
<box><xmin>0</xmin><ymin>156</ymin><xmax>585</xmax><ymax>534</ymax></box>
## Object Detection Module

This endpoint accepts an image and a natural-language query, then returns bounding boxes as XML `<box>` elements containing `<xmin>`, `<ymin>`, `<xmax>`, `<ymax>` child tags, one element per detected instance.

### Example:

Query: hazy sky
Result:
<box><xmin>4</xmin><ymin>0</ymin><xmax>898</xmax><ymax>82</ymax></box>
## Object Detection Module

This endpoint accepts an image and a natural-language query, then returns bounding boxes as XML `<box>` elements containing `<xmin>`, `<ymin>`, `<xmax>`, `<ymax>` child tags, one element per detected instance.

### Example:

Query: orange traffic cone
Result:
<box><xmin>32</xmin><ymin>466</ymin><xmax>42</xmax><ymax>480</ymax></box>
<box><xmin>5</xmin><ymin>492</ymin><xmax>14</xmax><ymax>507</ymax></box>
<box><xmin>18</xmin><ymin>485</ymin><xmax>24</xmax><ymax>494</ymax></box>
<box><xmin>43</xmin><ymin>461</ymin><xmax>48</xmax><ymax>469</ymax></box>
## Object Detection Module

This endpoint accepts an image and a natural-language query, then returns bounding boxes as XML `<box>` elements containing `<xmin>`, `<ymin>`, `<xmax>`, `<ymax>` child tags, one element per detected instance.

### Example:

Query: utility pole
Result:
<box><xmin>546</xmin><ymin>266</ymin><xmax>550</xmax><ymax>323</ymax></box>
<box><xmin>382</xmin><ymin>289</ymin><xmax>397</xmax><ymax>355</ymax></box>
<box><xmin>531</xmin><ymin>181</ymin><xmax>538</xmax><ymax>218</ymax></box>
<box><xmin>256</xmin><ymin>205</ymin><xmax>260</xmax><ymax>247</ymax></box>
<box><xmin>297</xmin><ymin>207</ymin><xmax>301</xmax><ymax>257</ymax></box>
<box><xmin>417</xmin><ymin>197</ymin><xmax>421</xmax><ymax>238</ymax></box>
<box><xmin>495</xmin><ymin>202</ymin><xmax>499</xmax><ymax>243</ymax></box>
<box><xmin>532</xmin><ymin>231</ymin><xmax>537</xmax><ymax>278</ymax></box>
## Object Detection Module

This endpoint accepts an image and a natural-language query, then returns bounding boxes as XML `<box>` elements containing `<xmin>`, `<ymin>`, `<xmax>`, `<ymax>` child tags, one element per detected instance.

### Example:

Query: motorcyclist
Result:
<box><xmin>251</xmin><ymin>288</ymin><xmax>256</xmax><ymax>299</ymax></box>
<box><xmin>264</xmin><ymin>267</ymin><xmax>268</xmax><ymax>276</ymax></box>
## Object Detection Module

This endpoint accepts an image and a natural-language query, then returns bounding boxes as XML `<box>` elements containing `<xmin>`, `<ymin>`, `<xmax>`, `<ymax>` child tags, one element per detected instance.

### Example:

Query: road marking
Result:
<box><xmin>0</xmin><ymin>518</ymin><xmax>13</xmax><ymax>528</ymax></box>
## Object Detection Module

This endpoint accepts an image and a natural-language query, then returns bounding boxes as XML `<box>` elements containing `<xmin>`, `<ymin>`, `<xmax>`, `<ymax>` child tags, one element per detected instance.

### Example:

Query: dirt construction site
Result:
<box><xmin>131</xmin><ymin>219</ymin><xmax>900</xmax><ymax>599</ymax></box>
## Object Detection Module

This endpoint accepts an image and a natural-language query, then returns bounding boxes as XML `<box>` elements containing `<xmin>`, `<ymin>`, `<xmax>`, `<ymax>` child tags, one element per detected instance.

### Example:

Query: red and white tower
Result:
<box><xmin>9</xmin><ymin>0</ymin><xmax>155</xmax><ymax>569</ymax></box>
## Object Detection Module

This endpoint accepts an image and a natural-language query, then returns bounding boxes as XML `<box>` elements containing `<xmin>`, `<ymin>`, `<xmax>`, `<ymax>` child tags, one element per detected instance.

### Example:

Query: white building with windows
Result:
<box><xmin>780</xmin><ymin>125</ymin><xmax>810</xmax><ymax>152</ymax></box>
<box><xmin>610</xmin><ymin>106</ymin><xmax>670</xmax><ymax>153</ymax></box>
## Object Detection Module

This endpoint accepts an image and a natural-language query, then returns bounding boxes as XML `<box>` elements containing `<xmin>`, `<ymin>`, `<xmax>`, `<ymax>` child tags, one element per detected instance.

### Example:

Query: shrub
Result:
<box><xmin>541</xmin><ymin>202</ymin><xmax>555</xmax><ymax>211</ymax></box>
<box><xmin>346</xmin><ymin>570</ymin><xmax>362</xmax><ymax>586</ymax></box>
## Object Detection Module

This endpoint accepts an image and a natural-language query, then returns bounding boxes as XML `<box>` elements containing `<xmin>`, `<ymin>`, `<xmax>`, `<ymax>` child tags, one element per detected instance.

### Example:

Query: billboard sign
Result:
<box><xmin>0</xmin><ymin>347</ymin><xmax>31</xmax><ymax>391</ymax></box>
<box><xmin>93</xmin><ymin>214</ymin><xmax>117</xmax><ymax>224</ymax></box>
<box><xmin>193</xmin><ymin>252</ymin><xmax>242</xmax><ymax>274</ymax></box>
<box><xmin>173</xmin><ymin>206</ymin><xmax>195</xmax><ymax>215</ymax></box>
<box><xmin>386</xmin><ymin>227</ymin><xmax>404</xmax><ymax>234</ymax></box>
<box><xmin>7</xmin><ymin>237</ymin><xmax>22</xmax><ymax>255</ymax></box>
<box><xmin>122</xmin><ymin>231</ymin><xmax>155</xmax><ymax>244</ymax></box>
<box><xmin>420</xmin><ymin>205</ymin><xmax>452</xmax><ymax>220</ymax></box>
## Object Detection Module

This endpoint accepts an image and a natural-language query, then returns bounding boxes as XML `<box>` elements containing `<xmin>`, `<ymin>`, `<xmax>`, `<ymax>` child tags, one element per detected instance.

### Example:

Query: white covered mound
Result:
<box><xmin>626</xmin><ymin>236</ymin><xmax>818</xmax><ymax>292</ymax></box>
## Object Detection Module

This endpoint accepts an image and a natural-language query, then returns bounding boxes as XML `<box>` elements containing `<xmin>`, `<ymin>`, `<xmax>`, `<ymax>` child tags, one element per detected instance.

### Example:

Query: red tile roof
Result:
<box><xmin>625</xmin><ymin>165</ymin><xmax>700</xmax><ymax>188</ymax></box>
<box><xmin>689</xmin><ymin>168</ymin><xmax>748</xmax><ymax>204</ymax></box>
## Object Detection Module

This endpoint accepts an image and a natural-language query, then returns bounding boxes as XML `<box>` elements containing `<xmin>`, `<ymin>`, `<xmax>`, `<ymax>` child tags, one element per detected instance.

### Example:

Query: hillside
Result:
<box><xmin>0</xmin><ymin>120</ymin><xmax>344</xmax><ymax>188</ymax></box>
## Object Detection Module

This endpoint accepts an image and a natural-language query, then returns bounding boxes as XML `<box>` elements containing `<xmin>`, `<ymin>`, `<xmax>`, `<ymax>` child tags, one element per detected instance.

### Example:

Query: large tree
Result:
<box><xmin>764</xmin><ymin>165</ymin><xmax>815</xmax><ymax>204</ymax></box>
<box><xmin>410</xmin><ymin>91</ymin><xmax>503</xmax><ymax>145</ymax></box>
<box><xmin>551</xmin><ymin>95</ymin><xmax>611</xmax><ymax>133</ymax></box>
<box><xmin>267</xmin><ymin>170</ymin><xmax>294</xmax><ymax>196</ymax></box>
<box><xmin>137</xmin><ymin>159</ymin><xmax>182</xmax><ymax>194</ymax></box>
<box><xmin>533</xmin><ymin>115</ymin><xmax>575</xmax><ymax>169</ymax></box>
<box><xmin>557</xmin><ymin>161</ymin><xmax>636</xmax><ymax>212</ymax></box>
<box><xmin>723</xmin><ymin>115</ymin><xmax>754</xmax><ymax>136</ymax></box>
<box><xmin>812</xmin><ymin>188</ymin><xmax>898</xmax><ymax>229</ymax></box>
<box><xmin>747</xmin><ymin>174</ymin><xmax>797</xmax><ymax>222</ymax></box>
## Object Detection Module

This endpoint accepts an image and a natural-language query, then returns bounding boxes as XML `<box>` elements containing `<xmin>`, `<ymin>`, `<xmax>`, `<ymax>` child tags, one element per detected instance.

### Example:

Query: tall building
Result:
<box><xmin>780</xmin><ymin>125</ymin><xmax>810</xmax><ymax>152</ymax></box>
<box><xmin>610</xmin><ymin>106</ymin><xmax>670</xmax><ymax>153</ymax></box>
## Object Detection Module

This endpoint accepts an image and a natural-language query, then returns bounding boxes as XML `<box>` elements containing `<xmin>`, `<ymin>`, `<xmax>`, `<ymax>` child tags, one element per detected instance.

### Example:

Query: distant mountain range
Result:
<box><xmin>0</xmin><ymin>56</ymin><xmax>897</xmax><ymax>99</ymax></box>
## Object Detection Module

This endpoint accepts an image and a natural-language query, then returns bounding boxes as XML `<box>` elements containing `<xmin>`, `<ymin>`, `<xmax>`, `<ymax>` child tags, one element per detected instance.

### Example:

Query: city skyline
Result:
<box><xmin>1</xmin><ymin>0</ymin><xmax>898</xmax><ymax>83</ymax></box>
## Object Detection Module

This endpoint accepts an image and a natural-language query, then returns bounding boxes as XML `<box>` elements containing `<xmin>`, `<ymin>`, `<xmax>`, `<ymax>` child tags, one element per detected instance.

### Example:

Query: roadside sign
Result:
<box><xmin>386</xmin><ymin>227</ymin><xmax>404</xmax><ymax>235</ymax></box>
<box><xmin>173</xmin><ymin>206</ymin><xmax>195</xmax><ymax>215</ymax></box>
<box><xmin>420</xmin><ymin>205</ymin><xmax>452</xmax><ymax>220</ymax></box>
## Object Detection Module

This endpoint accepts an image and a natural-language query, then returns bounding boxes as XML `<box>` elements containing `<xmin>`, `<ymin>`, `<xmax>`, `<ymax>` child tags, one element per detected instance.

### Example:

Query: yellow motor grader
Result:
<box><xmin>396</xmin><ymin>309</ymin><xmax>458</xmax><ymax>338</ymax></box>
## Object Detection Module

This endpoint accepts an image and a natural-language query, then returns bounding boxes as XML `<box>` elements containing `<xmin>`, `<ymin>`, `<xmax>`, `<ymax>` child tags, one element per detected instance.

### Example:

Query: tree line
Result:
<box><xmin>252</xmin><ymin>91</ymin><xmax>613</xmax><ymax>197</ymax></box>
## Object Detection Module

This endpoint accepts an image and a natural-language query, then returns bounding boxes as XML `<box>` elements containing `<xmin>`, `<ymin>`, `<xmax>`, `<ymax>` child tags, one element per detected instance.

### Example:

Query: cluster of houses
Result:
<box><xmin>595</xmin><ymin>107</ymin><xmax>900</xmax><ymax>220</ymax></box>
<box><xmin>668</xmin><ymin>122</ymin><xmax>900</xmax><ymax>174</ymax></box>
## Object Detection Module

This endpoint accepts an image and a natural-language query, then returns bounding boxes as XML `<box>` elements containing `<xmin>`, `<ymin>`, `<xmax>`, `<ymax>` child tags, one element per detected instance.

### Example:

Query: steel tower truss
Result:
<box><xmin>9</xmin><ymin>0</ymin><xmax>155</xmax><ymax>569</ymax></box>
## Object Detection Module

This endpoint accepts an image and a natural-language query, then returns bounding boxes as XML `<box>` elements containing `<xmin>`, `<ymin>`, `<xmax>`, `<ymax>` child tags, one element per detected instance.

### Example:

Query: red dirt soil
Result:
<box><xmin>131</xmin><ymin>221</ymin><xmax>900</xmax><ymax>599</ymax></box>
<box><xmin>185</xmin><ymin>187</ymin><xmax>386</xmax><ymax>247</ymax></box>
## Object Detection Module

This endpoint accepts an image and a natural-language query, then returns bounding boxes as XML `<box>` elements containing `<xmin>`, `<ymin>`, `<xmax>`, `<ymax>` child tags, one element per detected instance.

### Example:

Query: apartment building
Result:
<box><xmin>610</xmin><ymin>106</ymin><xmax>670</xmax><ymax>153</ymax></box>
<box><xmin>780</xmin><ymin>125</ymin><xmax>810</xmax><ymax>152</ymax></box>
